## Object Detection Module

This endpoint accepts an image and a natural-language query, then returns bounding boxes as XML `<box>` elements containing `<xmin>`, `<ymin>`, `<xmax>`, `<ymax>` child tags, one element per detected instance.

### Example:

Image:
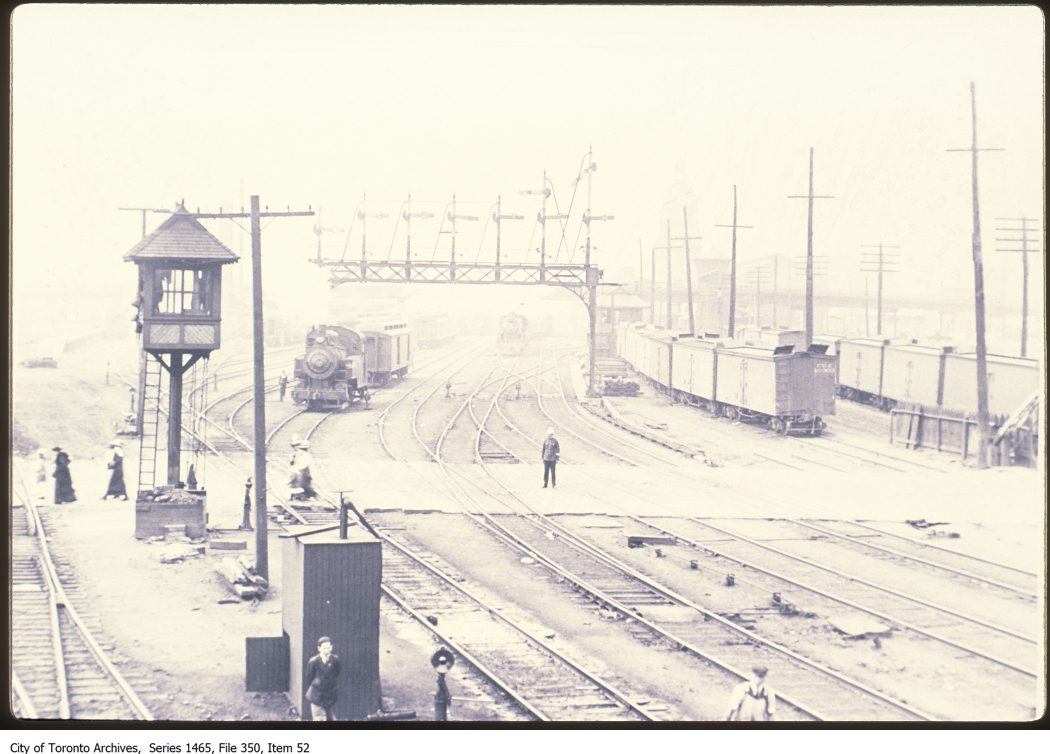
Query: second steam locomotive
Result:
<box><xmin>292</xmin><ymin>322</ymin><xmax>412</xmax><ymax>410</ymax></box>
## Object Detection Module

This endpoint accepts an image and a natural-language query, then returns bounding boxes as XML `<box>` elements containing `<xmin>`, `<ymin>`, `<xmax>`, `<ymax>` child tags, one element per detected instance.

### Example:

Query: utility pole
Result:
<box><xmin>672</xmin><ymin>208</ymin><xmax>703</xmax><ymax>335</ymax></box>
<box><xmin>191</xmin><ymin>198</ymin><xmax>314</xmax><ymax>581</ymax></box>
<box><xmin>402</xmin><ymin>194</ymin><xmax>434</xmax><ymax>282</ymax></box>
<box><xmin>860</xmin><ymin>243</ymin><xmax>900</xmax><ymax>335</ymax></box>
<box><xmin>666</xmin><ymin>220</ymin><xmax>674</xmax><ymax>330</ymax></box>
<box><xmin>995</xmin><ymin>216</ymin><xmax>1040</xmax><ymax>358</ymax></box>
<box><xmin>788</xmin><ymin>150</ymin><xmax>834</xmax><ymax>346</ymax></box>
<box><xmin>492</xmin><ymin>195</ymin><xmax>524</xmax><ymax>283</ymax></box>
<box><xmin>638</xmin><ymin>239</ymin><xmax>644</xmax><ymax>298</ymax></box>
<box><xmin>715</xmin><ymin>186</ymin><xmax>753</xmax><ymax>339</ymax></box>
<box><xmin>649</xmin><ymin>245</ymin><xmax>656</xmax><ymax>324</ymax></box>
<box><xmin>864</xmin><ymin>277</ymin><xmax>871</xmax><ymax>336</ymax></box>
<box><xmin>772</xmin><ymin>256</ymin><xmax>779</xmax><ymax>328</ymax></box>
<box><xmin>581</xmin><ymin>147</ymin><xmax>614</xmax><ymax>397</ymax></box>
<box><xmin>447</xmin><ymin>194</ymin><xmax>478</xmax><ymax>283</ymax></box>
<box><xmin>947</xmin><ymin>81</ymin><xmax>1003</xmax><ymax>470</ymax></box>
<box><xmin>747</xmin><ymin>265</ymin><xmax>771</xmax><ymax>327</ymax></box>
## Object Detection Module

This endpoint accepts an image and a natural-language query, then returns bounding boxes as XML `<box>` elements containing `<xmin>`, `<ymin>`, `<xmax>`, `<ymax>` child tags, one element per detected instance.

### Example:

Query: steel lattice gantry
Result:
<box><xmin>315</xmin><ymin>257</ymin><xmax>606</xmax><ymax>395</ymax></box>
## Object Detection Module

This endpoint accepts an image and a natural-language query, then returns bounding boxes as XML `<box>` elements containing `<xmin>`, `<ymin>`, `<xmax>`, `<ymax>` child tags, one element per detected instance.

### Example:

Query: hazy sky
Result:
<box><xmin>11</xmin><ymin>5</ymin><xmax>1045</xmax><ymax>346</ymax></box>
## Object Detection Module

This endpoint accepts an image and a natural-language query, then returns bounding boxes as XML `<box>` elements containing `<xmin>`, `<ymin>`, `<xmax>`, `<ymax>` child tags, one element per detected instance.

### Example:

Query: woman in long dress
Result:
<box><xmin>103</xmin><ymin>441</ymin><xmax>128</xmax><ymax>500</ymax></box>
<box><xmin>52</xmin><ymin>447</ymin><xmax>77</xmax><ymax>504</ymax></box>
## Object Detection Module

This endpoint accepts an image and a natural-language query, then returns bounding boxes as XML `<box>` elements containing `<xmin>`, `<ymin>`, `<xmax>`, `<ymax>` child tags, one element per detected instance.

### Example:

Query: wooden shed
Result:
<box><xmin>282</xmin><ymin>525</ymin><xmax>382</xmax><ymax>721</ymax></box>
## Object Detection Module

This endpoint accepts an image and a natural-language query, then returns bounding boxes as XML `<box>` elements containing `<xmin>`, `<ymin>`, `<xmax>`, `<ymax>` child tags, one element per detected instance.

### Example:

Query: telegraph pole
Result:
<box><xmin>995</xmin><ymin>216</ymin><xmax>1040</xmax><ymax>357</ymax></box>
<box><xmin>649</xmin><ymin>245</ymin><xmax>656</xmax><ymax>324</ymax></box>
<box><xmin>492</xmin><ymin>195</ymin><xmax>524</xmax><ymax>283</ymax></box>
<box><xmin>747</xmin><ymin>265</ymin><xmax>771</xmax><ymax>327</ymax></box>
<box><xmin>638</xmin><ymin>240</ymin><xmax>644</xmax><ymax>298</ymax></box>
<box><xmin>772</xmin><ymin>256</ymin><xmax>779</xmax><ymax>328</ymax></box>
<box><xmin>715</xmin><ymin>186</ymin><xmax>753</xmax><ymax>339</ymax></box>
<box><xmin>672</xmin><ymin>208</ymin><xmax>703</xmax><ymax>335</ymax></box>
<box><xmin>860</xmin><ymin>243</ymin><xmax>900</xmax><ymax>335</ymax></box>
<box><xmin>665</xmin><ymin>220</ymin><xmax>674</xmax><ymax>330</ymax></box>
<box><xmin>788</xmin><ymin>149</ymin><xmax>834</xmax><ymax>346</ymax></box>
<box><xmin>581</xmin><ymin>148</ymin><xmax>614</xmax><ymax>396</ymax></box>
<box><xmin>947</xmin><ymin>81</ymin><xmax>1003</xmax><ymax>469</ymax></box>
<box><xmin>191</xmin><ymin>198</ymin><xmax>314</xmax><ymax>581</ymax></box>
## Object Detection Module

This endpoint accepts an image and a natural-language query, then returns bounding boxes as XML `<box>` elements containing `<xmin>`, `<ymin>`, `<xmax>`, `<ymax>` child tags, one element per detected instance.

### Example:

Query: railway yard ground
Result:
<box><xmin>9</xmin><ymin>335</ymin><xmax>1046</xmax><ymax>723</ymax></box>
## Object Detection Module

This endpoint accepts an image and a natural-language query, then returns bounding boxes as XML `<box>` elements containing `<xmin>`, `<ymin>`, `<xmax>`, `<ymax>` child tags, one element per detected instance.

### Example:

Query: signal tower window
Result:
<box><xmin>152</xmin><ymin>268</ymin><xmax>212</xmax><ymax>316</ymax></box>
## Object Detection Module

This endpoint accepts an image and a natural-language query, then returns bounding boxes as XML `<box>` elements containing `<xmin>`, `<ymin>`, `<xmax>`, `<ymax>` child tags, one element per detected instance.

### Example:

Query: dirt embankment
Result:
<box><xmin>11</xmin><ymin>364</ymin><xmax>135</xmax><ymax>460</ymax></box>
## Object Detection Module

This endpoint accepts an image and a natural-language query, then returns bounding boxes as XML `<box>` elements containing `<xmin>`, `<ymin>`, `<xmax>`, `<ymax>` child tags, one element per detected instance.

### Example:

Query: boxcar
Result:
<box><xmin>837</xmin><ymin>338</ymin><xmax>890</xmax><ymax>406</ymax></box>
<box><xmin>670</xmin><ymin>337</ymin><xmax>718</xmax><ymax>406</ymax></box>
<box><xmin>880</xmin><ymin>343</ymin><xmax>953</xmax><ymax>410</ymax></box>
<box><xmin>362</xmin><ymin>322</ymin><xmax>412</xmax><ymax>385</ymax></box>
<box><xmin>942</xmin><ymin>352</ymin><xmax>1040</xmax><ymax>418</ymax></box>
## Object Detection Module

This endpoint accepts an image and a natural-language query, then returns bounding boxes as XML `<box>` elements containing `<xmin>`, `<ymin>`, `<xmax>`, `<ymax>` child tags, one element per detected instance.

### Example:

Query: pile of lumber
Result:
<box><xmin>215</xmin><ymin>556</ymin><xmax>269</xmax><ymax>600</ymax></box>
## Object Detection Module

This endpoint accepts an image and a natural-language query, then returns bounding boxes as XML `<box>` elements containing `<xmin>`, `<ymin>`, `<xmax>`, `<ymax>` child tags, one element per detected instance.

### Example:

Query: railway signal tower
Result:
<box><xmin>124</xmin><ymin>203</ymin><xmax>240</xmax><ymax>536</ymax></box>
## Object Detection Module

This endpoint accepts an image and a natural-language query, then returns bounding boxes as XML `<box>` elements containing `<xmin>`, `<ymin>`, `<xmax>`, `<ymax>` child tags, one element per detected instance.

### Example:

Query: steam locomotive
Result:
<box><xmin>292</xmin><ymin>322</ymin><xmax>412</xmax><ymax>410</ymax></box>
<box><xmin>497</xmin><ymin>313</ymin><xmax>528</xmax><ymax>355</ymax></box>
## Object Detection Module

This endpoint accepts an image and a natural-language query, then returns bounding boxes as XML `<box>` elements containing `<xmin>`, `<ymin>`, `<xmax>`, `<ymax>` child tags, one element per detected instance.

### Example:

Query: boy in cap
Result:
<box><xmin>725</xmin><ymin>665</ymin><xmax>776</xmax><ymax>721</ymax></box>
<box><xmin>304</xmin><ymin>636</ymin><xmax>341</xmax><ymax>721</ymax></box>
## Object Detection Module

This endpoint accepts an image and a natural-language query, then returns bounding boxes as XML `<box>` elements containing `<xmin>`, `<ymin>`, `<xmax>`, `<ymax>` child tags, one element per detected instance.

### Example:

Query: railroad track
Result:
<box><xmin>10</xmin><ymin>476</ymin><xmax>154</xmax><ymax>721</ymax></box>
<box><xmin>202</xmin><ymin>343</ymin><xmax>637</xmax><ymax>721</ymax></box>
<box><xmin>412</xmin><ymin>361</ymin><xmax>929</xmax><ymax>721</ymax></box>
<box><xmin>608</xmin><ymin>515</ymin><xmax>1040</xmax><ymax>680</ymax></box>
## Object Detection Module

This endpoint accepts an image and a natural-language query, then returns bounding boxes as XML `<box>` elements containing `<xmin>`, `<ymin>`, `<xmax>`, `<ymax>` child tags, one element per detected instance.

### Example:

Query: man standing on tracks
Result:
<box><xmin>278</xmin><ymin>371</ymin><xmax>289</xmax><ymax>401</ymax></box>
<box><xmin>725</xmin><ymin>665</ymin><xmax>776</xmax><ymax>721</ymax></box>
<box><xmin>304</xmin><ymin>635</ymin><xmax>341</xmax><ymax>721</ymax></box>
<box><xmin>541</xmin><ymin>427</ymin><xmax>560</xmax><ymax>489</ymax></box>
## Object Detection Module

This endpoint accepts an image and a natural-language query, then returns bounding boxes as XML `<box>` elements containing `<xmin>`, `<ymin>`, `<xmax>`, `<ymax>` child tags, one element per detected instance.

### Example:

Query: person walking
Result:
<box><xmin>304</xmin><ymin>636</ymin><xmax>341</xmax><ymax>721</ymax></box>
<box><xmin>103</xmin><ymin>441</ymin><xmax>129</xmax><ymax>500</ymax></box>
<box><xmin>278</xmin><ymin>372</ymin><xmax>289</xmax><ymax>402</ymax></box>
<box><xmin>35</xmin><ymin>451</ymin><xmax>48</xmax><ymax>500</ymax></box>
<box><xmin>293</xmin><ymin>441</ymin><xmax>316</xmax><ymax>499</ymax></box>
<box><xmin>52</xmin><ymin>447</ymin><xmax>76</xmax><ymax>504</ymax></box>
<box><xmin>725</xmin><ymin>665</ymin><xmax>776</xmax><ymax>721</ymax></box>
<box><xmin>541</xmin><ymin>427</ymin><xmax>560</xmax><ymax>489</ymax></box>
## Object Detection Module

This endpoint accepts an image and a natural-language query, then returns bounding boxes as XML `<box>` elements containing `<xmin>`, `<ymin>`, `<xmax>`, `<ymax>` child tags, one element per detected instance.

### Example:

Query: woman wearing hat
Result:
<box><xmin>103</xmin><ymin>441</ymin><xmax>129</xmax><ymax>501</ymax></box>
<box><xmin>52</xmin><ymin>447</ymin><xmax>77</xmax><ymax>504</ymax></box>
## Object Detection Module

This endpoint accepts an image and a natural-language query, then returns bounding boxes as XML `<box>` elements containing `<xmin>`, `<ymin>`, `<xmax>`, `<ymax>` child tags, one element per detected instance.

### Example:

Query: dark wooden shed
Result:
<box><xmin>282</xmin><ymin>526</ymin><xmax>382</xmax><ymax>721</ymax></box>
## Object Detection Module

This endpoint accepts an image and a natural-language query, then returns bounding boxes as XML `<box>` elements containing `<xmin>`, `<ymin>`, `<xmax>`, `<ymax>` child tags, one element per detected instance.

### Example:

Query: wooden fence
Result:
<box><xmin>890</xmin><ymin>404</ymin><xmax>1038</xmax><ymax>467</ymax></box>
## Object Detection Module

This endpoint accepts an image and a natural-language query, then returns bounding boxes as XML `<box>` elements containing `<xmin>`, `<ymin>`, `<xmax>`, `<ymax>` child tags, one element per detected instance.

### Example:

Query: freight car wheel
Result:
<box><xmin>724</xmin><ymin>406</ymin><xmax>739</xmax><ymax>422</ymax></box>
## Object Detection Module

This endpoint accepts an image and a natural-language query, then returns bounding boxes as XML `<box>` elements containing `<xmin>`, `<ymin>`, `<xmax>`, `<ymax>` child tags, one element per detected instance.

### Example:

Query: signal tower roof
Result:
<box><xmin>123</xmin><ymin>202</ymin><xmax>239</xmax><ymax>264</ymax></box>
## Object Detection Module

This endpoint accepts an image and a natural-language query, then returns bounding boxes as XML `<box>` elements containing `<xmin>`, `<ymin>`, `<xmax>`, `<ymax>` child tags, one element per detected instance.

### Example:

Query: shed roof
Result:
<box><xmin>124</xmin><ymin>204</ymin><xmax>239</xmax><ymax>264</ymax></box>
